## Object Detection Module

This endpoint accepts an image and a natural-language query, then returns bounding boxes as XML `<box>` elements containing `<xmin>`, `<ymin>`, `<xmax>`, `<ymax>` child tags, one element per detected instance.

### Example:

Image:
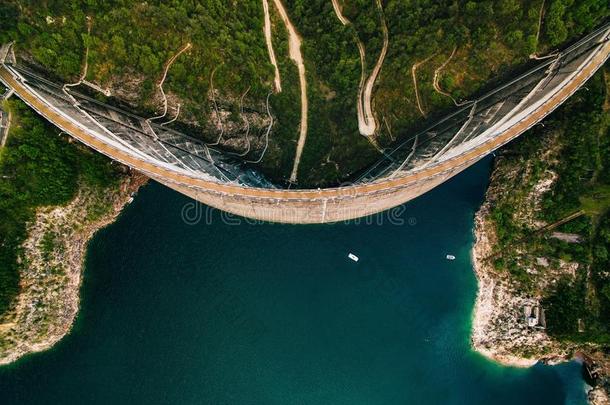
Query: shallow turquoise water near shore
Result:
<box><xmin>0</xmin><ymin>160</ymin><xmax>588</xmax><ymax>404</ymax></box>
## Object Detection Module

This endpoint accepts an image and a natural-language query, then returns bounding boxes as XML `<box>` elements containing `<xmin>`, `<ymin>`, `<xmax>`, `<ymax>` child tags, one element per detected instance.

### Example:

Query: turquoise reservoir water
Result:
<box><xmin>0</xmin><ymin>160</ymin><xmax>587</xmax><ymax>404</ymax></box>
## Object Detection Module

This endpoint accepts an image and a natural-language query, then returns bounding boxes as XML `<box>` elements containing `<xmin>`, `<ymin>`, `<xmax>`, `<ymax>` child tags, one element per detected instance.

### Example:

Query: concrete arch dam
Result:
<box><xmin>1</xmin><ymin>24</ymin><xmax>609</xmax><ymax>224</ymax></box>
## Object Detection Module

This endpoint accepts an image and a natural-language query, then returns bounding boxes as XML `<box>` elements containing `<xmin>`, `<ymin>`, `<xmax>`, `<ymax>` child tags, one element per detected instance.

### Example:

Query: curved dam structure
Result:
<box><xmin>1</xmin><ymin>24</ymin><xmax>609</xmax><ymax>224</ymax></box>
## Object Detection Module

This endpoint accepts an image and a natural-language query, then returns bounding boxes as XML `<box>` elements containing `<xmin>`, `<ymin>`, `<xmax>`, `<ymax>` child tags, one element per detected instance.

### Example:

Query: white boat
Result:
<box><xmin>446</xmin><ymin>254</ymin><xmax>456</xmax><ymax>261</ymax></box>
<box><xmin>348</xmin><ymin>253</ymin><xmax>359</xmax><ymax>262</ymax></box>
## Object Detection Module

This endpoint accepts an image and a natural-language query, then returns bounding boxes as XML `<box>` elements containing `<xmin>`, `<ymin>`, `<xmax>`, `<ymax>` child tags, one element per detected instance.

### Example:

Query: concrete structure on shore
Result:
<box><xmin>1</xmin><ymin>24</ymin><xmax>609</xmax><ymax>223</ymax></box>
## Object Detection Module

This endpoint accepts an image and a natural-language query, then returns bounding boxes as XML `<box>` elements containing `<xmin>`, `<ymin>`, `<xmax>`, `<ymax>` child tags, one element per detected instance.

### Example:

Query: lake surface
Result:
<box><xmin>0</xmin><ymin>160</ymin><xmax>588</xmax><ymax>404</ymax></box>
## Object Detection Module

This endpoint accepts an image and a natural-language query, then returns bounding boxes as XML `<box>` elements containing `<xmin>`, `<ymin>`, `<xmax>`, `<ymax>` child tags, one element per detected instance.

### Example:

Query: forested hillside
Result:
<box><xmin>0</xmin><ymin>0</ymin><xmax>607</xmax><ymax>186</ymax></box>
<box><xmin>0</xmin><ymin>100</ymin><xmax>119</xmax><ymax>316</ymax></box>
<box><xmin>484</xmin><ymin>66</ymin><xmax>610</xmax><ymax>344</ymax></box>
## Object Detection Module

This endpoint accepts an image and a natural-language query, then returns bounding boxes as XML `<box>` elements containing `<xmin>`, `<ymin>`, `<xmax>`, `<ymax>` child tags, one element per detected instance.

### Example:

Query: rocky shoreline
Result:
<box><xmin>469</xmin><ymin>67</ymin><xmax>610</xmax><ymax>404</ymax></box>
<box><xmin>471</xmin><ymin>203</ymin><xmax>569</xmax><ymax>367</ymax></box>
<box><xmin>471</xmin><ymin>178</ymin><xmax>609</xmax><ymax>404</ymax></box>
<box><xmin>0</xmin><ymin>172</ymin><xmax>147</xmax><ymax>365</ymax></box>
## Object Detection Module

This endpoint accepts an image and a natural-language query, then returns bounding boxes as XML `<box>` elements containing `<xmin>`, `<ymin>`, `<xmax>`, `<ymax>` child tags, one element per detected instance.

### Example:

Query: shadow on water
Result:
<box><xmin>0</xmin><ymin>158</ymin><xmax>587</xmax><ymax>404</ymax></box>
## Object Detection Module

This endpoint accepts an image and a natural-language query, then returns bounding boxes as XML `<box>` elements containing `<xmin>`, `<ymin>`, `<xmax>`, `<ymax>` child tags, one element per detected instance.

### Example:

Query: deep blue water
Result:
<box><xmin>0</xmin><ymin>160</ymin><xmax>587</xmax><ymax>404</ymax></box>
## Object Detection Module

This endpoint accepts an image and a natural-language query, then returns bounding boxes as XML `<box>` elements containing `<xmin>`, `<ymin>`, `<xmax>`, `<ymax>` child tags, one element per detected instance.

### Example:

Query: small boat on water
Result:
<box><xmin>348</xmin><ymin>253</ymin><xmax>359</xmax><ymax>262</ymax></box>
<box><xmin>446</xmin><ymin>254</ymin><xmax>456</xmax><ymax>261</ymax></box>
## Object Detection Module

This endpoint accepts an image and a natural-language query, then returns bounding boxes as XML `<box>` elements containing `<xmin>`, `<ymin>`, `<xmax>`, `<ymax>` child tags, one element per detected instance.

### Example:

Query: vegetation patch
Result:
<box><xmin>483</xmin><ymin>67</ymin><xmax>610</xmax><ymax>343</ymax></box>
<box><xmin>0</xmin><ymin>100</ymin><xmax>118</xmax><ymax>316</ymax></box>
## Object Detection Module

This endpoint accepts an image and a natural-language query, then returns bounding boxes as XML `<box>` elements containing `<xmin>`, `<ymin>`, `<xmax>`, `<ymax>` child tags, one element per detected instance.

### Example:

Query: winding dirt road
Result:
<box><xmin>411</xmin><ymin>54</ymin><xmax>435</xmax><ymax>117</ymax></box>
<box><xmin>270</xmin><ymin>0</ymin><xmax>308</xmax><ymax>183</ymax></box>
<box><xmin>432</xmin><ymin>47</ymin><xmax>468</xmax><ymax>107</ymax></box>
<box><xmin>331</xmin><ymin>0</ymin><xmax>350</xmax><ymax>25</ymax></box>
<box><xmin>63</xmin><ymin>18</ymin><xmax>111</xmax><ymax>98</ymax></box>
<box><xmin>150</xmin><ymin>42</ymin><xmax>191</xmax><ymax>121</ymax></box>
<box><xmin>331</xmin><ymin>0</ymin><xmax>389</xmax><ymax>137</ymax></box>
<box><xmin>262</xmin><ymin>0</ymin><xmax>282</xmax><ymax>92</ymax></box>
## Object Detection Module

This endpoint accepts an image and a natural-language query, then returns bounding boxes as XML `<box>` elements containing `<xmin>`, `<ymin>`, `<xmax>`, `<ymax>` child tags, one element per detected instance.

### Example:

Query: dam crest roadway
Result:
<box><xmin>1</xmin><ymin>23</ymin><xmax>609</xmax><ymax>223</ymax></box>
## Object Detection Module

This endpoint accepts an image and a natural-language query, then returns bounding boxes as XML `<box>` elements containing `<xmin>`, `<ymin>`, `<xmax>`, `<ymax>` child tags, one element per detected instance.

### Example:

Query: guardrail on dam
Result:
<box><xmin>1</xmin><ymin>23</ymin><xmax>609</xmax><ymax>223</ymax></box>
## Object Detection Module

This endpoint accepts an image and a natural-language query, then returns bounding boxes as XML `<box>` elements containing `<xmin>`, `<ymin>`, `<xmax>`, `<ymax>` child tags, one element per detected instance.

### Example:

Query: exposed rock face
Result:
<box><xmin>471</xmin><ymin>204</ymin><xmax>568</xmax><ymax>367</ymax></box>
<box><xmin>18</xmin><ymin>50</ymin><xmax>274</xmax><ymax>160</ymax></box>
<box><xmin>101</xmin><ymin>68</ymin><xmax>274</xmax><ymax>156</ymax></box>
<box><xmin>471</xmin><ymin>147</ymin><xmax>610</xmax><ymax>401</ymax></box>
<box><xmin>588</xmin><ymin>387</ymin><xmax>609</xmax><ymax>405</ymax></box>
<box><xmin>0</xmin><ymin>172</ymin><xmax>147</xmax><ymax>365</ymax></box>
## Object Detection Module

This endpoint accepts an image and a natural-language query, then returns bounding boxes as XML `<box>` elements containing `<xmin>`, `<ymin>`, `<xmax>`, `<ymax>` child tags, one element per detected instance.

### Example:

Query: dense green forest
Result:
<box><xmin>0</xmin><ymin>0</ymin><xmax>607</xmax><ymax>185</ymax></box>
<box><xmin>0</xmin><ymin>100</ymin><xmax>118</xmax><ymax>315</ymax></box>
<box><xmin>486</xmin><ymin>66</ymin><xmax>610</xmax><ymax>343</ymax></box>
